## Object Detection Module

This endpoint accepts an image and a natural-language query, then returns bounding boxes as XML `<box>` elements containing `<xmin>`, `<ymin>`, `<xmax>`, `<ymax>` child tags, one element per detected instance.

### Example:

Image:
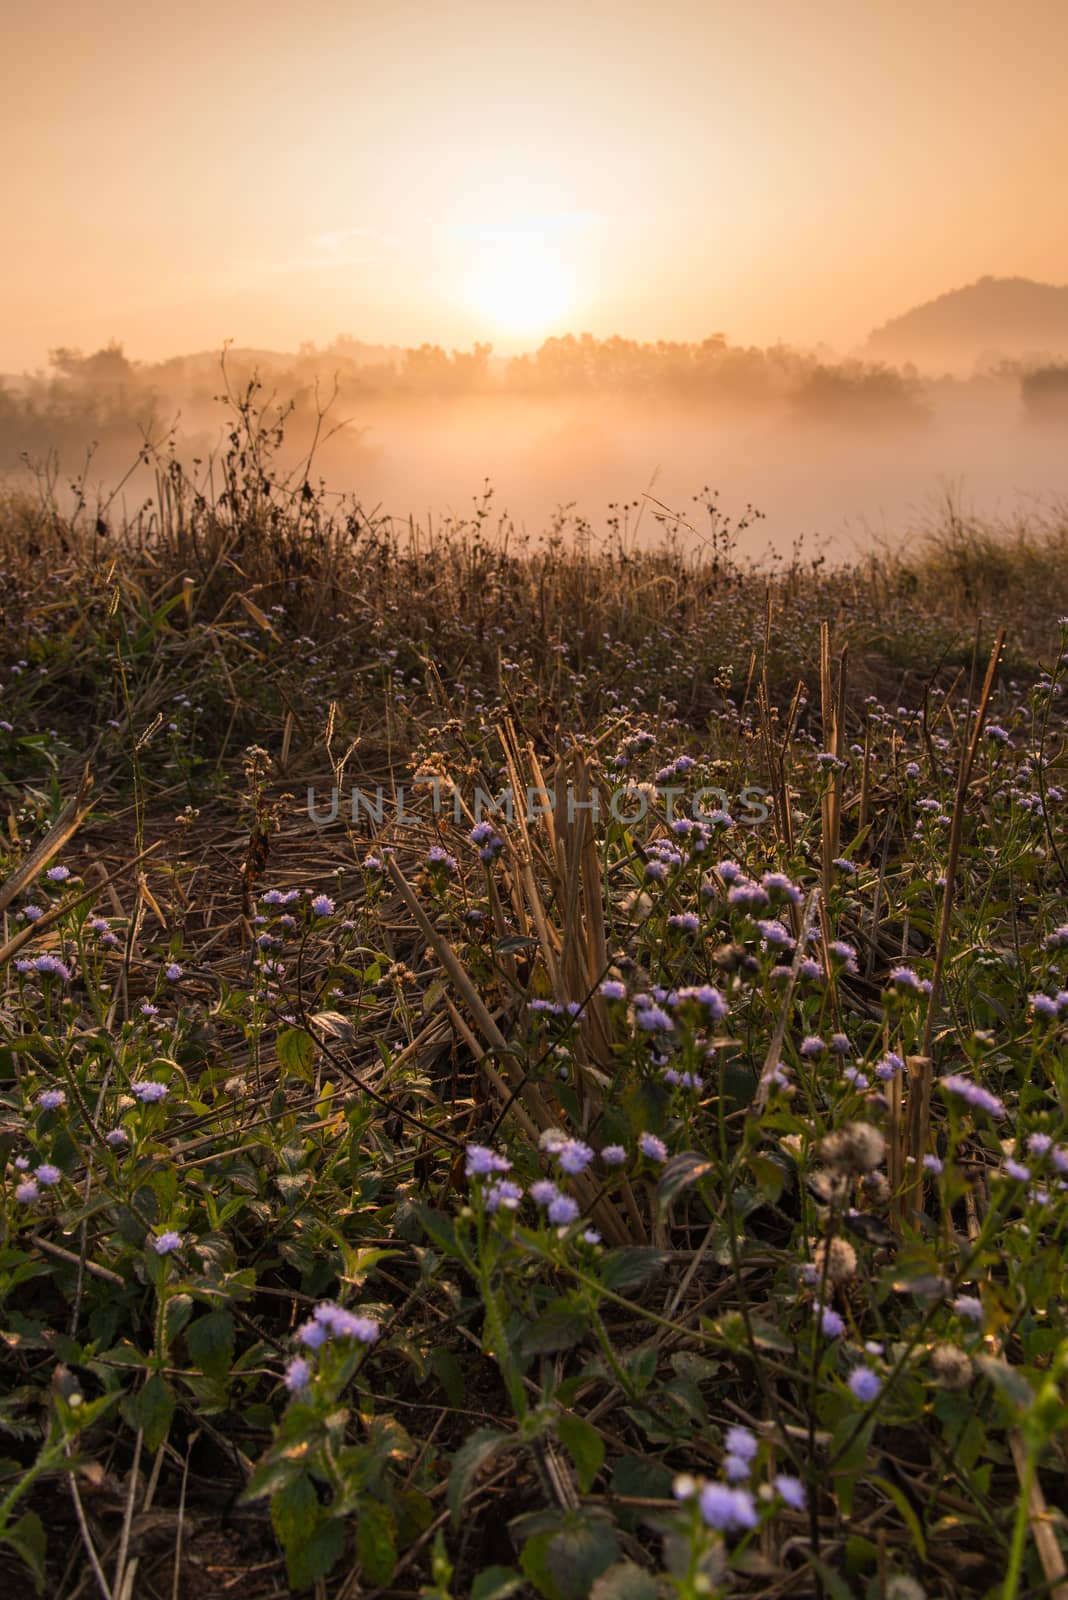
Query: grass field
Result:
<box><xmin>2</xmin><ymin>394</ymin><xmax>1068</xmax><ymax>1600</ymax></box>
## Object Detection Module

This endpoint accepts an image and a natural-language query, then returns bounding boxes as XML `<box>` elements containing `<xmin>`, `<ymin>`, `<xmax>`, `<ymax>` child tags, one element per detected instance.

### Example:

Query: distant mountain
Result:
<box><xmin>866</xmin><ymin>276</ymin><xmax>1068</xmax><ymax>373</ymax></box>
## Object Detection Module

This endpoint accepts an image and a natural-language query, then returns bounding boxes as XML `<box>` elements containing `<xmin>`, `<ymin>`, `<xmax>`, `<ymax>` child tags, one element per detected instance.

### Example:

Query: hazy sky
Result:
<box><xmin>4</xmin><ymin>0</ymin><xmax>1067</xmax><ymax>370</ymax></box>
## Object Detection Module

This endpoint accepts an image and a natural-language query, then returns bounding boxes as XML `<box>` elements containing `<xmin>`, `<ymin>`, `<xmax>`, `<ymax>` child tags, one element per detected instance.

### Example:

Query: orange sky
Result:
<box><xmin>4</xmin><ymin>0</ymin><xmax>1067</xmax><ymax>371</ymax></box>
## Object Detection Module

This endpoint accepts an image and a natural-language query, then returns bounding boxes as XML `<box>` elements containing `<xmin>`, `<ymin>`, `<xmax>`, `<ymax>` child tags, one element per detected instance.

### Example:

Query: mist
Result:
<box><xmin>2</xmin><ymin>336</ymin><xmax>1067</xmax><ymax>558</ymax></box>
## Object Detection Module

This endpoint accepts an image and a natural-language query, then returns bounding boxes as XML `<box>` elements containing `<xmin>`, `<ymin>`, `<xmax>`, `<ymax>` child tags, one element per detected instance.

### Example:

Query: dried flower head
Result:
<box><xmin>930</xmin><ymin>1343</ymin><xmax>972</xmax><ymax>1389</ymax></box>
<box><xmin>820</xmin><ymin>1121</ymin><xmax>886</xmax><ymax>1175</ymax></box>
<box><xmin>813</xmin><ymin>1236</ymin><xmax>858</xmax><ymax>1284</ymax></box>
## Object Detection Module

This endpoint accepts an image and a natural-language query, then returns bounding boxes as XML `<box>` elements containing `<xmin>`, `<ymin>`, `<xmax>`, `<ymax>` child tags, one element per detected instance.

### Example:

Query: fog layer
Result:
<box><xmin>3</xmin><ymin>339</ymin><xmax>1066</xmax><ymax>556</ymax></box>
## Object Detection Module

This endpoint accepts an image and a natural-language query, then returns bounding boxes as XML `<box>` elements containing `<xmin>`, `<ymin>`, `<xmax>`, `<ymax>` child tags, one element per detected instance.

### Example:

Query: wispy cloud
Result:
<box><xmin>444</xmin><ymin>211</ymin><xmax>602</xmax><ymax>242</ymax></box>
<box><xmin>312</xmin><ymin>225</ymin><xmax>398</xmax><ymax>257</ymax></box>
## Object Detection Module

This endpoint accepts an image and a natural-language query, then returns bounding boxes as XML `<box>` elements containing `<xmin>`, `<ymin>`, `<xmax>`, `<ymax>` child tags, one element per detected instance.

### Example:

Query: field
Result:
<box><xmin>2</xmin><ymin>391</ymin><xmax>1068</xmax><ymax>1600</ymax></box>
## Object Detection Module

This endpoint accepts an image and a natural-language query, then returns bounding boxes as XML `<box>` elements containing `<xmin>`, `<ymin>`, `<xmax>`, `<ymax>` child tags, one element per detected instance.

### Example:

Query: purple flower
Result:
<box><xmin>547</xmin><ymin>1194</ymin><xmax>580</xmax><ymax>1226</ymax></box>
<box><xmin>465</xmin><ymin>1144</ymin><xmax>511</xmax><ymax>1178</ymax></box>
<box><xmin>469</xmin><ymin>821</ymin><xmax>505</xmax><ymax>861</ymax></box>
<box><xmin>331</xmin><ymin>1310</ymin><xmax>380</xmax><ymax>1343</ymax></box>
<box><xmin>426</xmin><ymin>845</ymin><xmax>457</xmax><ymax>872</ymax></box>
<box><xmin>953</xmin><ymin>1294</ymin><xmax>984</xmax><ymax>1323</ymax></box>
<box><xmin>698</xmin><ymin>1483</ymin><xmax>758</xmax><ymax>1532</ymax></box>
<box><xmin>485</xmin><ymin>1179</ymin><xmax>523</xmax><ymax>1213</ymax></box>
<box><xmin>164</xmin><ymin>962</ymin><xmax>183</xmax><ymax>981</ymax></box>
<box><xmin>639</xmin><ymin>1132</ymin><xmax>668</xmax><ymax>1162</ymax></box>
<box><xmin>667</xmin><ymin>912</ymin><xmax>700</xmax><ymax>934</ymax></box>
<box><xmin>298</xmin><ymin>1317</ymin><xmax>330</xmax><ymax>1350</ymax></box>
<box><xmin>675</xmin><ymin>984</ymin><xmax>728</xmax><ymax>1020</ymax></box>
<box><xmin>530</xmin><ymin>1180</ymin><xmax>560</xmax><ymax>1207</ymax></box>
<box><xmin>1027</xmin><ymin>1132</ymin><xmax>1053</xmax><ymax>1157</ymax></box>
<box><xmin>557</xmin><ymin>1139</ymin><xmax>594</xmax><ymax>1175</ymax></box>
<box><xmin>724</xmin><ymin>1453</ymin><xmax>751</xmax><ymax>1482</ymax></box>
<box><xmin>599</xmin><ymin>979</ymin><xmax>627</xmax><ymax>1001</ymax></box>
<box><xmin>1030</xmin><ymin>994</ymin><xmax>1059</xmax><ymax>1021</ymax></box>
<box><xmin>285</xmin><ymin>1356</ymin><xmax>313</xmax><ymax>1393</ymax></box>
<box><xmin>15</xmin><ymin>1180</ymin><xmax>40</xmax><ymax>1204</ymax></box>
<box><xmin>310</xmin><ymin>1303</ymin><xmax>379</xmax><ymax>1343</ymax></box>
<box><xmin>105</xmin><ymin>1129</ymin><xmax>129</xmax><ymax>1148</ymax></box>
<box><xmin>848</xmin><ymin>1367</ymin><xmax>882</xmax><ymax>1402</ymax></box>
<box><xmin>131</xmin><ymin>1081</ymin><xmax>169</xmax><ymax>1104</ymax></box>
<box><xmin>34</xmin><ymin>1164</ymin><xmax>61</xmax><ymax>1186</ymax></box>
<box><xmin>923</xmin><ymin>1154</ymin><xmax>944</xmax><ymax>1175</ymax></box>
<box><xmin>800</xmin><ymin>1035</ymin><xmax>826</xmax><ymax>1057</ymax></box>
<box><xmin>819</xmin><ymin>1306</ymin><xmax>845</xmax><ymax>1338</ymax></box>
<box><xmin>729</xmin><ymin>880</ymin><xmax>769</xmax><ymax>912</ymax></box>
<box><xmin>1003</xmin><ymin>1160</ymin><xmax>1030</xmax><ymax>1182</ymax></box>
<box><xmin>33</xmin><ymin>954</ymin><xmax>71</xmax><ymax>982</ymax></box>
<box><xmin>37</xmin><ymin>1090</ymin><xmax>66</xmax><ymax>1111</ymax></box>
<box><xmin>635</xmin><ymin>1005</ymin><xmax>674</xmax><ymax>1033</ymax></box>
<box><xmin>888</xmin><ymin>966</ymin><xmax>926</xmax><ymax>993</ymax></box>
<box><xmin>600</xmin><ymin>1144</ymin><xmax>627</xmax><ymax>1166</ymax></box>
<box><xmin>875</xmin><ymin>1052</ymin><xmax>905</xmax><ymax>1081</ymax></box>
<box><xmin>724</xmin><ymin>1426</ymin><xmax>758</xmax><ymax>1460</ymax></box>
<box><xmin>774</xmin><ymin>1475</ymin><xmax>806</xmax><ymax>1511</ymax></box>
<box><xmin>757</xmin><ymin>919</ymin><xmax>794</xmax><ymax>950</ymax></box>
<box><xmin>762</xmin><ymin>872</ymin><xmax>803</xmax><ymax>905</ymax></box>
<box><xmin>152</xmin><ymin>1231</ymin><xmax>182</xmax><ymax>1255</ymax></box>
<box><xmin>21</xmin><ymin>905</ymin><xmax>44</xmax><ymax>922</ymax></box>
<box><xmin>310</xmin><ymin>895</ymin><xmax>335</xmax><ymax>917</ymax></box>
<box><xmin>46</xmin><ymin>866</ymin><xmax>71</xmax><ymax>882</ymax></box>
<box><xmin>939</xmin><ymin>1074</ymin><xmax>1005</xmax><ymax>1119</ymax></box>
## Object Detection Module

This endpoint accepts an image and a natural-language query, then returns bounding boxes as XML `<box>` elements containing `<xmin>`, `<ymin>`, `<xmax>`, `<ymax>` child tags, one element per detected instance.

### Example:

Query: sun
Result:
<box><xmin>456</xmin><ymin>222</ymin><xmax>581</xmax><ymax>339</ymax></box>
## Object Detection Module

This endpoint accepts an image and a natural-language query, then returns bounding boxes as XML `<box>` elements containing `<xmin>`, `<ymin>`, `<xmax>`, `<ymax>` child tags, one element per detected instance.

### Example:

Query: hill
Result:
<box><xmin>866</xmin><ymin>274</ymin><xmax>1068</xmax><ymax>372</ymax></box>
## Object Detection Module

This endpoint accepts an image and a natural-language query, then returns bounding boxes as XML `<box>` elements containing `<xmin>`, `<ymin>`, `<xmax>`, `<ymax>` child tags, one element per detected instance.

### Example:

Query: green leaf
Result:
<box><xmin>610</xmin><ymin>1454</ymin><xmax>674</xmax><ymax>1500</ymax></box>
<box><xmin>976</xmin><ymin>1356</ymin><xmax>1034</xmax><ymax>1410</ymax></box>
<box><xmin>590</xmin><ymin>1561</ymin><xmax>659</xmax><ymax>1600</ymax></box>
<box><xmin>277</xmin><ymin>1026</ymin><xmax>316</xmax><ymax>1081</ymax></box>
<box><xmin>357</xmin><ymin>1497</ymin><xmax>396</xmax><ymax>1586</ymax></box>
<box><xmin>871</xmin><ymin>1476</ymin><xmax>926</xmax><ymax>1561</ymax></box>
<box><xmin>186</xmin><ymin>1309</ymin><xmax>235</xmax><ymax>1381</ymax></box>
<box><xmin>747</xmin><ymin>1152</ymin><xmax>787</xmax><ymax>1204</ymax></box>
<box><xmin>804</xmin><ymin>1553</ymin><xmax>855</xmax><ymax>1600</ymax></box>
<box><xmin>471</xmin><ymin>1566</ymin><xmax>526</xmax><ymax>1600</ymax></box>
<box><xmin>271</xmin><ymin>1473</ymin><xmax>317</xmax><ymax>1550</ymax></box>
<box><xmin>657</xmin><ymin>1152</ymin><xmax>715</xmax><ymax>1214</ymax></box>
<box><xmin>557</xmin><ymin>1414</ymin><xmax>605</xmax><ymax>1493</ymax></box>
<box><xmin>244</xmin><ymin>1450</ymin><xmax>305</xmax><ymax>1501</ymax></box>
<box><xmin>163</xmin><ymin>1293</ymin><xmax>193</xmax><ymax>1346</ymax></box>
<box><xmin>1</xmin><ymin>1510</ymin><xmax>46</xmax><ymax>1592</ymax></box>
<box><xmin>520</xmin><ymin>1302</ymin><xmax>591</xmax><ymax>1358</ymax></box>
<box><xmin>600</xmin><ymin>1248</ymin><xmax>672</xmax><ymax>1293</ymax></box>
<box><xmin>286</xmin><ymin>1516</ymin><xmax>347</xmax><ymax>1590</ymax></box>
<box><xmin>448</xmin><ymin>1427</ymin><xmax>511</xmax><ymax>1525</ymax></box>
<box><xmin>543</xmin><ymin>1520</ymin><xmax>621</xmax><ymax>1600</ymax></box>
<box><xmin>136</xmin><ymin>1373</ymin><xmax>175</xmax><ymax>1452</ymax></box>
<box><xmin>521</xmin><ymin>1531</ymin><xmax>564</xmax><ymax>1600</ymax></box>
<box><xmin>414</xmin><ymin>1204</ymin><xmax>466</xmax><ymax>1263</ymax></box>
<box><xmin>429</xmin><ymin>1346</ymin><xmax>465</xmax><ymax>1407</ymax></box>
